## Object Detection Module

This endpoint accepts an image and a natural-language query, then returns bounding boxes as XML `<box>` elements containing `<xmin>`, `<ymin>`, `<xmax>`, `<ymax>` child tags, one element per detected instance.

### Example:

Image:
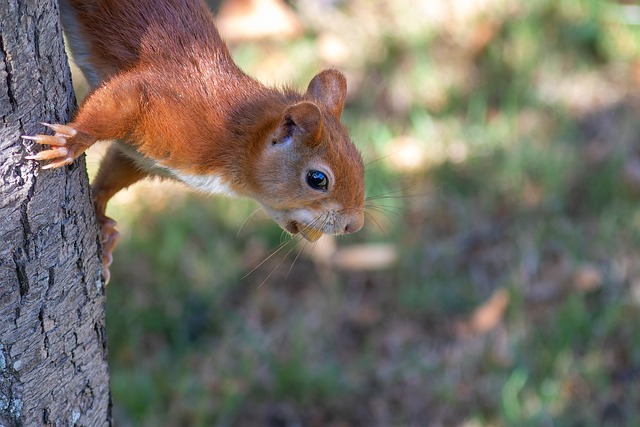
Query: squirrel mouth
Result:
<box><xmin>286</xmin><ymin>221</ymin><xmax>323</xmax><ymax>242</ymax></box>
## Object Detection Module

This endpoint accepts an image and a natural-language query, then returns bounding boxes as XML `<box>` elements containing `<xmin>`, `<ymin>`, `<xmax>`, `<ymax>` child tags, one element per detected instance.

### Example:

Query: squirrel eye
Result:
<box><xmin>306</xmin><ymin>170</ymin><xmax>328</xmax><ymax>191</ymax></box>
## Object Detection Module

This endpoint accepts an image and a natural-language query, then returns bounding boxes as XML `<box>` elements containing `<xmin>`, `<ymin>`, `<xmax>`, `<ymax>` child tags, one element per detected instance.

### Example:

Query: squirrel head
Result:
<box><xmin>249</xmin><ymin>69</ymin><xmax>365</xmax><ymax>241</ymax></box>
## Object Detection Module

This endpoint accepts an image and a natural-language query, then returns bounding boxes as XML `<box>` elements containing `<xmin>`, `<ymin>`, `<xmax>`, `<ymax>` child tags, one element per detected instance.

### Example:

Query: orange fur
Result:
<box><xmin>27</xmin><ymin>0</ymin><xmax>364</xmax><ymax>277</ymax></box>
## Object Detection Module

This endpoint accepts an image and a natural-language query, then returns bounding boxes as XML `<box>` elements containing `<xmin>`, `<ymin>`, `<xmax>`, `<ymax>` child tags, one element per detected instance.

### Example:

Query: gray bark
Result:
<box><xmin>0</xmin><ymin>0</ymin><xmax>111</xmax><ymax>425</ymax></box>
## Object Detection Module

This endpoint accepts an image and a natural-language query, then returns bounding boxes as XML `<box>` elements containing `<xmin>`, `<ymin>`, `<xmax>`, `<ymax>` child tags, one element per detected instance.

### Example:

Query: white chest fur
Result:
<box><xmin>115</xmin><ymin>141</ymin><xmax>237</xmax><ymax>197</ymax></box>
<box><xmin>174</xmin><ymin>172</ymin><xmax>237</xmax><ymax>197</ymax></box>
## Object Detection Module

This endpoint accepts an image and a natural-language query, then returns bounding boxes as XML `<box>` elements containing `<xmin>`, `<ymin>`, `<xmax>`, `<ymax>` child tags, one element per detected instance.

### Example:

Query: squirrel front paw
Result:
<box><xmin>23</xmin><ymin>123</ymin><xmax>83</xmax><ymax>169</ymax></box>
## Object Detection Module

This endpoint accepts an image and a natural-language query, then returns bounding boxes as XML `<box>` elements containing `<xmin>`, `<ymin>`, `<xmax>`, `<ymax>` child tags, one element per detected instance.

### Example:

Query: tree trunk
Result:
<box><xmin>0</xmin><ymin>0</ymin><xmax>111</xmax><ymax>425</ymax></box>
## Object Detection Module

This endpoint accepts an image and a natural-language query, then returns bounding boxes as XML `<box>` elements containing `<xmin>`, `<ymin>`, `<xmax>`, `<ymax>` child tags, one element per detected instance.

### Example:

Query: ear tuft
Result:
<box><xmin>284</xmin><ymin>101</ymin><xmax>323</xmax><ymax>143</ymax></box>
<box><xmin>306</xmin><ymin>69</ymin><xmax>347</xmax><ymax>118</ymax></box>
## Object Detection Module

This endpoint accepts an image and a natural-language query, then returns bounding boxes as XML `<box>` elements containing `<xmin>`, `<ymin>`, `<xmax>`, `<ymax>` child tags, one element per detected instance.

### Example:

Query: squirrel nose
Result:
<box><xmin>343</xmin><ymin>213</ymin><xmax>364</xmax><ymax>235</ymax></box>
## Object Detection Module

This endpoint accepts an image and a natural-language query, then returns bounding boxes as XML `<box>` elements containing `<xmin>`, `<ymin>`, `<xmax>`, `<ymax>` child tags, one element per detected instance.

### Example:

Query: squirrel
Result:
<box><xmin>24</xmin><ymin>0</ymin><xmax>365</xmax><ymax>282</ymax></box>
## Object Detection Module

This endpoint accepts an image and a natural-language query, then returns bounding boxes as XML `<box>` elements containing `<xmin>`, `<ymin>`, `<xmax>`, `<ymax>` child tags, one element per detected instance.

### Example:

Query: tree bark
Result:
<box><xmin>0</xmin><ymin>0</ymin><xmax>111</xmax><ymax>425</ymax></box>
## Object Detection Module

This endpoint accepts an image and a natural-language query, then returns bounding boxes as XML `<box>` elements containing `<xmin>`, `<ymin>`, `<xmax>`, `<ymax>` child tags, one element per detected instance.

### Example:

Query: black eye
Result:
<box><xmin>306</xmin><ymin>170</ymin><xmax>328</xmax><ymax>191</ymax></box>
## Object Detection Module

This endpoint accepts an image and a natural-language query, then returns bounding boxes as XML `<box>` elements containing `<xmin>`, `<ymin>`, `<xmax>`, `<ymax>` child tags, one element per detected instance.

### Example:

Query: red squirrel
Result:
<box><xmin>24</xmin><ymin>0</ymin><xmax>365</xmax><ymax>282</ymax></box>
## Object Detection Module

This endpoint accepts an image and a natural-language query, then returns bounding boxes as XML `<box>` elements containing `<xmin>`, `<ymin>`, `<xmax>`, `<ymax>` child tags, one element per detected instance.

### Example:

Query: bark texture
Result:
<box><xmin>0</xmin><ymin>0</ymin><xmax>110</xmax><ymax>425</ymax></box>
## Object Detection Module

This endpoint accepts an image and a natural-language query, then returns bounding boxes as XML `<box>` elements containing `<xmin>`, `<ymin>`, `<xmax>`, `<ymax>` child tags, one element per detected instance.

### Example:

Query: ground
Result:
<box><xmin>75</xmin><ymin>0</ymin><xmax>640</xmax><ymax>425</ymax></box>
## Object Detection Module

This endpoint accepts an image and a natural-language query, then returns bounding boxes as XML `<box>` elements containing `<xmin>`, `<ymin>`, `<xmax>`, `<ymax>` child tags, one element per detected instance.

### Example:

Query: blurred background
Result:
<box><xmin>74</xmin><ymin>0</ymin><xmax>640</xmax><ymax>425</ymax></box>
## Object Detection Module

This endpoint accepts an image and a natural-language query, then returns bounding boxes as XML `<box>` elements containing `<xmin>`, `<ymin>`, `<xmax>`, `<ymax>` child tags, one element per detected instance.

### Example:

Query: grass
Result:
<box><xmin>83</xmin><ymin>0</ymin><xmax>640</xmax><ymax>425</ymax></box>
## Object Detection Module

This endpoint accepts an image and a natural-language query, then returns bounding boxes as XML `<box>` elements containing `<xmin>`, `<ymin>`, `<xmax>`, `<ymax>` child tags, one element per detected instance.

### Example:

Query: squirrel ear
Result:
<box><xmin>283</xmin><ymin>101</ymin><xmax>323</xmax><ymax>143</ymax></box>
<box><xmin>306</xmin><ymin>69</ymin><xmax>347</xmax><ymax>119</ymax></box>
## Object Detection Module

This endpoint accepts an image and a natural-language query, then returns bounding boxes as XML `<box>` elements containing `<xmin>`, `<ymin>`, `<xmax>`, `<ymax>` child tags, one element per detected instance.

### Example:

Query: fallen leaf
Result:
<box><xmin>332</xmin><ymin>244</ymin><xmax>398</xmax><ymax>271</ymax></box>
<box><xmin>468</xmin><ymin>20</ymin><xmax>499</xmax><ymax>58</ymax></box>
<box><xmin>457</xmin><ymin>288</ymin><xmax>510</xmax><ymax>335</ymax></box>
<box><xmin>572</xmin><ymin>263</ymin><xmax>603</xmax><ymax>292</ymax></box>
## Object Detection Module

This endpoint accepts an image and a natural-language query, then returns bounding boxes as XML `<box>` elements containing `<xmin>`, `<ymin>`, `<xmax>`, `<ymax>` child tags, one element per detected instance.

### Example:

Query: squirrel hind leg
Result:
<box><xmin>98</xmin><ymin>219</ymin><xmax>119</xmax><ymax>284</ymax></box>
<box><xmin>92</xmin><ymin>143</ymin><xmax>150</xmax><ymax>283</ymax></box>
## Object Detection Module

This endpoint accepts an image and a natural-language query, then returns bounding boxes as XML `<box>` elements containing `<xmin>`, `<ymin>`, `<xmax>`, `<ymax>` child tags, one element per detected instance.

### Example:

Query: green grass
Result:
<box><xmin>97</xmin><ymin>0</ymin><xmax>640</xmax><ymax>425</ymax></box>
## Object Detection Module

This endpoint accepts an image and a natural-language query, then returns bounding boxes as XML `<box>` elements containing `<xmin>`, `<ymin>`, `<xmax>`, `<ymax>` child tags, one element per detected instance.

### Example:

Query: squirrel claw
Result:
<box><xmin>102</xmin><ymin>248</ymin><xmax>113</xmax><ymax>284</ymax></box>
<box><xmin>98</xmin><ymin>216</ymin><xmax>120</xmax><ymax>284</ymax></box>
<box><xmin>25</xmin><ymin>147</ymin><xmax>69</xmax><ymax>161</ymax></box>
<box><xmin>102</xmin><ymin>266</ymin><xmax>111</xmax><ymax>285</ymax></box>
<box><xmin>41</xmin><ymin>122</ymin><xmax>77</xmax><ymax>137</ymax></box>
<box><xmin>22</xmin><ymin>134</ymin><xmax>67</xmax><ymax>146</ymax></box>
<box><xmin>41</xmin><ymin>156</ymin><xmax>75</xmax><ymax>169</ymax></box>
